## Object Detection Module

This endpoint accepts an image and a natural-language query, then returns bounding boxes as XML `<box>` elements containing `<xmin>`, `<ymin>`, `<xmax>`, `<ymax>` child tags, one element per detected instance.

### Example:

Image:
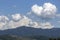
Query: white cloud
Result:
<box><xmin>0</xmin><ymin>16</ymin><xmax>9</xmax><ymax>21</ymax></box>
<box><xmin>0</xmin><ymin>14</ymin><xmax>54</xmax><ymax>30</ymax></box>
<box><xmin>0</xmin><ymin>16</ymin><xmax>9</xmax><ymax>30</ymax></box>
<box><xmin>12</xmin><ymin>14</ymin><xmax>22</xmax><ymax>21</ymax></box>
<box><xmin>41</xmin><ymin>22</ymin><xmax>54</xmax><ymax>29</ymax></box>
<box><xmin>0</xmin><ymin>3</ymin><xmax>57</xmax><ymax>30</ymax></box>
<box><xmin>29</xmin><ymin>21</ymin><xmax>54</xmax><ymax>29</ymax></box>
<box><xmin>32</xmin><ymin>4</ymin><xmax>43</xmax><ymax>16</ymax></box>
<box><xmin>19</xmin><ymin>16</ymin><xmax>31</xmax><ymax>26</ymax></box>
<box><xmin>7</xmin><ymin>15</ymin><xmax>32</xmax><ymax>29</ymax></box>
<box><xmin>28</xmin><ymin>21</ymin><xmax>41</xmax><ymax>28</ymax></box>
<box><xmin>31</xmin><ymin>3</ymin><xmax>57</xmax><ymax>18</ymax></box>
<box><xmin>0</xmin><ymin>22</ymin><xmax>5</xmax><ymax>29</ymax></box>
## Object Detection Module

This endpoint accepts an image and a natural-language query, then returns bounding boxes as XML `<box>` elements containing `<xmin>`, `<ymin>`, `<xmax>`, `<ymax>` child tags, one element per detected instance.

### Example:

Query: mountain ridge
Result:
<box><xmin>0</xmin><ymin>26</ymin><xmax>60</xmax><ymax>38</ymax></box>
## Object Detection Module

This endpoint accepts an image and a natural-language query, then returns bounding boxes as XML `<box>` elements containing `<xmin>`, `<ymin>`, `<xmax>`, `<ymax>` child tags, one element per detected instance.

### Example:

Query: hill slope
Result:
<box><xmin>0</xmin><ymin>26</ymin><xmax>60</xmax><ymax>38</ymax></box>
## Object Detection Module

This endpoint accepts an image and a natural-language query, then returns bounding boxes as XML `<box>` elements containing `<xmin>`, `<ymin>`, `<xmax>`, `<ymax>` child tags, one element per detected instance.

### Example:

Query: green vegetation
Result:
<box><xmin>0</xmin><ymin>35</ymin><xmax>60</xmax><ymax>40</ymax></box>
<box><xmin>49</xmin><ymin>38</ymin><xmax>60</xmax><ymax>40</ymax></box>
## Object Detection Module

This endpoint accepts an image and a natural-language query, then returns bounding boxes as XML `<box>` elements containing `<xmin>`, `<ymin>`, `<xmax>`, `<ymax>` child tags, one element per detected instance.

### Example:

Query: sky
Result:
<box><xmin>0</xmin><ymin>0</ymin><xmax>60</xmax><ymax>30</ymax></box>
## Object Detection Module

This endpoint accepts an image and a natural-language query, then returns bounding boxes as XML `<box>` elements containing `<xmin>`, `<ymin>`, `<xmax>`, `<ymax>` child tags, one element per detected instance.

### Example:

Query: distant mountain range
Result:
<box><xmin>0</xmin><ymin>26</ymin><xmax>60</xmax><ymax>38</ymax></box>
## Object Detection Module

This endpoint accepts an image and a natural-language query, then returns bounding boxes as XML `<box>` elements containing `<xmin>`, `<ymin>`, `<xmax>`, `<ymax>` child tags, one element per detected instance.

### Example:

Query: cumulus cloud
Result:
<box><xmin>0</xmin><ymin>14</ymin><xmax>54</xmax><ymax>30</ymax></box>
<box><xmin>0</xmin><ymin>22</ymin><xmax>5</xmax><ymax>29</ymax></box>
<box><xmin>0</xmin><ymin>3</ymin><xmax>56</xmax><ymax>30</ymax></box>
<box><xmin>12</xmin><ymin>14</ymin><xmax>22</xmax><ymax>21</ymax></box>
<box><xmin>29</xmin><ymin>22</ymin><xmax>54</xmax><ymax>29</ymax></box>
<box><xmin>8</xmin><ymin>15</ymin><xmax>32</xmax><ymax>29</ymax></box>
<box><xmin>0</xmin><ymin>16</ymin><xmax>9</xmax><ymax>21</ymax></box>
<box><xmin>2</xmin><ymin>16</ymin><xmax>31</xmax><ymax>29</ymax></box>
<box><xmin>28</xmin><ymin>21</ymin><xmax>41</xmax><ymax>28</ymax></box>
<box><xmin>31</xmin><ymin>3</ymin><xmax>57</xmax><ymax>18</ymax></box>
<box><xmin>41</xmin><ymin>22</ymin><xmax>54</xmax><ymax>29</ymax></box>
<box><xmin>32</xmin><ymin>4</ymin><xmax>43</xmax><ymax>16</ymax></box>
<box><xmin>0</xmin><ymin>16</ymin><xmax>9</xmax><ymax>30</ymax></box>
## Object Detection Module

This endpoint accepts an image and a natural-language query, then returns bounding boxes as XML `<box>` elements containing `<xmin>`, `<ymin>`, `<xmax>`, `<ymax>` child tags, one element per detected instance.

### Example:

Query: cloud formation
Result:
<box><xmin>32</xmin><ymin>4</ymin><xmax>43</xmax><ymax>16</ymax></box>
<box><xmin>0</xmin><ymin>13</ymin><xmax>54</xmax><ymax>30</ymax></box>
<box><xmin>12</xmin><ymin>14</ymin><xmax>22</xmax><ymax>21</ymax></box>
<box><xmin>29</xmin><ymin>22</ymin><xmax>54</xmax><ymax>29</ymax></box>
<box><xmin>0</xmin><ymin>2</ymin><xmax>57</xmax><ymax>30</ymax></box>
<box><xmin>41</xmin><ymin>22</ymin><xmax>54</xmax><ymax>29</ymax></box>
<box><xmin>0</xmin><ymin>16</ymin><xmax>9</xmax><ymax>21</ymax></box>
<box><xmin>0</xmin><ymin>16</ymin><xmax>9</xmax><ymax>30</ymax></box>
<box><xmin>31</xmin><ymin>3</ymin><xmax>57</xmax><ymax>18</ymax></box>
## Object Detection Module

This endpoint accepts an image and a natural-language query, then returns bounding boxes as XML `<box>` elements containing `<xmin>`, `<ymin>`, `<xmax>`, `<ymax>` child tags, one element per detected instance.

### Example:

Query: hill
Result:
<box><xmin>0</xmin><ymin>26</ymin><xmax>60</xmax><ymax>38</ymax></box>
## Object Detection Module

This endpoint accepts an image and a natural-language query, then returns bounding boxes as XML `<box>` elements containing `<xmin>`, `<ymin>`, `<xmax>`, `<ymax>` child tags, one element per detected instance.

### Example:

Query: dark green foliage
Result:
<box><xmin>0</xmin><ymin>35</ymin><xmax>49</xmax><ymax>40</ymax></box>
<box><xmin>57</xmin><ymin>38</ymin><xmax>60</xmax><ymax>40</ymax></box>
<box><xmin>49</xmin><ymin>38</ymin><xmax>56</xmax><ymax>40</ymax></box>
<box><xmin>0</xmin><ymin>35</ymin><xmax>60</xmax><ymax>40</ymax></box>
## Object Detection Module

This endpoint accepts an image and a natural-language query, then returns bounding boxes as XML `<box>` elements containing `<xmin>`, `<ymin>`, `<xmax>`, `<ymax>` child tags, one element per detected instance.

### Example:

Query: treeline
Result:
<box><xmin>49</xmin><ymin>38</ymin><xmax>60</xmax><ymax>40</ymax></box>
<box><xmin>0</xmin><ymin>35</ymin><xmax>60</xmax><ymax>40</ymax></box>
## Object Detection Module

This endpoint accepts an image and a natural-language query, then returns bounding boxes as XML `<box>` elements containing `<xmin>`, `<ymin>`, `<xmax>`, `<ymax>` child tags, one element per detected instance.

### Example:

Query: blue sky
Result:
<box><xmin>0</xmin><ymin>0</ymin><xmax>60</xmax><ymax>30</ymax></box>
<box><xmin>0</xmin><ymin>0</ymin><xmax>60</xmax><ymax>15</ymax></box>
